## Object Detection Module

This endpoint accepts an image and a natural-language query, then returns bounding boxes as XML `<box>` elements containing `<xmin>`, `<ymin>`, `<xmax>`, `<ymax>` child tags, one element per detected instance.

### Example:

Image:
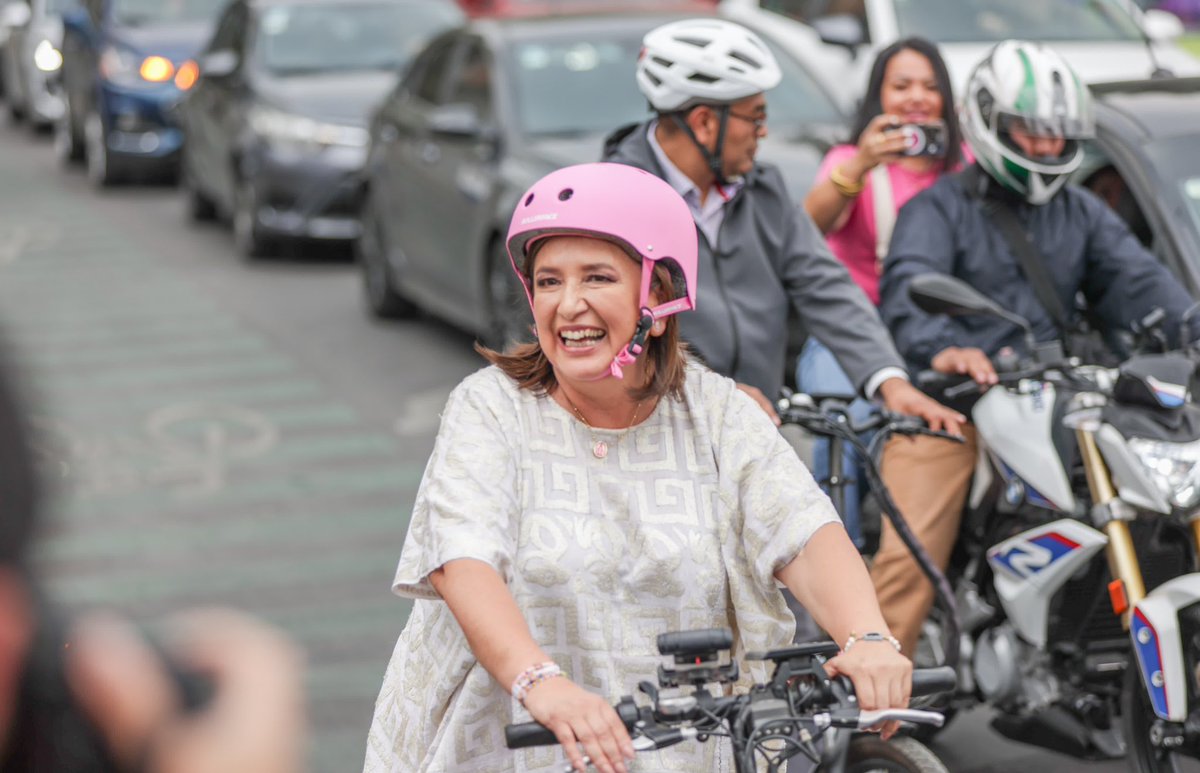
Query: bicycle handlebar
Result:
<box><xmin>503</xmin><ymin>666</ymin><xmax>957</xmax><ymax>751</ymax></box>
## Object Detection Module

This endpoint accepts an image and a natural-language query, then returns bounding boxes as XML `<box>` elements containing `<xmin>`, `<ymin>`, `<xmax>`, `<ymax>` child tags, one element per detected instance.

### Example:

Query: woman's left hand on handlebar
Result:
<box><xmin>826</xmin><ymin>640</ymin><xmax>913</xmax><ymax>741</ymax></box>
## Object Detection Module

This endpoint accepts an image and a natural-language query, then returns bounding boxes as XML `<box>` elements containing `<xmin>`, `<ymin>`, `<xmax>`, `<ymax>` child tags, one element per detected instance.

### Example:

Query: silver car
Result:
<box><xmin>0</xmin><ymin>0</ymin><xmax>71</xmax><ymax>128</ymax></box>
<box><xmin>357</xmin><ymin>8</ymin><xmax>847</xmax><ymax>348</ymax></box>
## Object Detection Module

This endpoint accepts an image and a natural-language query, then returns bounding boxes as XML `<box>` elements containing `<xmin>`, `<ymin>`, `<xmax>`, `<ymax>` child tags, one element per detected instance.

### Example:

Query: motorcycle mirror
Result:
<box><xmin>908</xmin><ymin>274</ymin><xmax>1006</xmax><ymax>317</ymax></box>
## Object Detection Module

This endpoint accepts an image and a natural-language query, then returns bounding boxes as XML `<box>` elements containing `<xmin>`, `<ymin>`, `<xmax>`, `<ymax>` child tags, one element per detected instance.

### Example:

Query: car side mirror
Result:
<box><xmin>1142</xmin><ymin>9</ymin><xmax>1184</xmax><ymax>42</ymax></box>
<box><xmin>0</xmin><ymin>2</ymin><xmax>32</xmax><ymax>29</ymax></box>
<box><xmin>811</xmin><ymin>13</ymin><xmax>865</xmax><ymax>55</ymax></box>
<box><xmin>427</xmin><ymin>102</ymin><xmax>491</xmax><ymax>139</ymax></box>
<box><xmin>200</xmin><ymin>49</ymin><xmax>239</xmax><ymax>79</ymax></box>
<box><xmin>908</xmin><ymin>273</ymin><xmax>1007</xmax><ymax>317</ymax></box>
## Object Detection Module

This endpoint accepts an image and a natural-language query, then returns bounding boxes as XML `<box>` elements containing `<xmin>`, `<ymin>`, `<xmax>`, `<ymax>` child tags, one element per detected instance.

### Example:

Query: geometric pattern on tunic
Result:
<box><xmin>362</xmin><ymin>361</ymin><xmax>840</xmax><ymax>772</ymax></box>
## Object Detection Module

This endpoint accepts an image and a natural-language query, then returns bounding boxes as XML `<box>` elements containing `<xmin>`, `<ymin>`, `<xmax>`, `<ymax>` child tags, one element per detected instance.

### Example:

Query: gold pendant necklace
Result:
<box><xmin>562</xmin><ymin>394</ymin><xmax>645</xmax><ymax>460</ymax></box>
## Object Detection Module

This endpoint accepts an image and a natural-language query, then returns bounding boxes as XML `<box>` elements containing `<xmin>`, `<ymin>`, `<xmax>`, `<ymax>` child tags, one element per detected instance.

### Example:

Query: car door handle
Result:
<box><xmin>419</xmin><ymin>141</ymin><xmax>440</xmax><ymax>165</ymax></box>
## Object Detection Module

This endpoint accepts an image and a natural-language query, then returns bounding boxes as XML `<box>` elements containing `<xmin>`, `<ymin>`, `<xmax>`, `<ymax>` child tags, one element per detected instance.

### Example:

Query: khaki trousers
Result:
<box><xmin>869</xmin><ymin>426</ymin><xmax>978</xmax><ymax>656</ymax></box>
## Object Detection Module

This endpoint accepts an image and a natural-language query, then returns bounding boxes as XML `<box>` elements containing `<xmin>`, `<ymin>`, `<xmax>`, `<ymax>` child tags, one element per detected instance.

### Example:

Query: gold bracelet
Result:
<box><xmin>829</xmin><ymin>164</ymin><xmax>865</xmax><ymax>197</ymax></box>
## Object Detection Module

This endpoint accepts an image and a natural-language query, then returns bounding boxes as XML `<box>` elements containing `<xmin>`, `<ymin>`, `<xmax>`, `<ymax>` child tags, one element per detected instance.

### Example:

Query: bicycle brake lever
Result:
<box><xmin>842</xmin><ymin>708</ymin><xmax>946</xmax><ymax>729</ymax></box>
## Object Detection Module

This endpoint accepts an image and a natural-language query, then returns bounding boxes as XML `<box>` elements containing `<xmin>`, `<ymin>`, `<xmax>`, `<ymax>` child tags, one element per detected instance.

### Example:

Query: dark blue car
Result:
<box><xmin>55</xmin><ymin>0</ymin><xmax>227</xmax><ymax>185</ymax></box>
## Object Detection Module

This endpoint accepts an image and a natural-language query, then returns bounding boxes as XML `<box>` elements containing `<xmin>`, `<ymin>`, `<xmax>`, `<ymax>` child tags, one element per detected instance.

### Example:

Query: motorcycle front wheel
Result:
<box><xmin>1123</xmin><ymin>668</ymin><xmax>1200</xmax><ymax>772</ymax></box>
<box><xmin>838</xmin><ymin>736</ymin><xmax>949</xmax><ymax>773</ymax></box>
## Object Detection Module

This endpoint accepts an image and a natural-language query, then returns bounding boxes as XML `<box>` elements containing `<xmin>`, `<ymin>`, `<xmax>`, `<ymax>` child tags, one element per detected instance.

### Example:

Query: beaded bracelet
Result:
<box><xmin>829</xmin><ymin>164</ymin><xmax>866</xmax><ymax>197</ymax></box>
<box><xmin>511</xmin><ymin>661</ymin><xmax>564</xmax><ymax>705</ymax></box>
<box><xmin>843</xmin><ymin>631</ymin><xmax>902</xmax><ymax>653</ymax></box>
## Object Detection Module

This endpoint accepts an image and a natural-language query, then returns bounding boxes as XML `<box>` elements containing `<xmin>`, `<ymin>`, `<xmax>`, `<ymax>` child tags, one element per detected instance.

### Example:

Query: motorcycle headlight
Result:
<box><xmin>248</xmin><ymin>106</ymin><xmax>368</xmax><ymax>151</ymax></box>
<box><xmin>1128</xmin><ymin>437</ymin><xmax>1200</xmax><ymax>509</ymax></box>
<box><xmin>33</xmin><ymin>39</ymin><xmax>62</xmax><ymax>72</ymax></box>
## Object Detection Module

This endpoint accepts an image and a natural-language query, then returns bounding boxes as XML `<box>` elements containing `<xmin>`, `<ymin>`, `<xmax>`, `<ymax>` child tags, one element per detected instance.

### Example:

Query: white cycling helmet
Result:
<box><xmin>637</xmin><ymin>18</ymin><xmax>782</xmax><ymax>112</ymax></box>
<box><xmin>961</xmin><ymin>40</ymin><xmax>1095</xmax><ymax>205</ymax></box>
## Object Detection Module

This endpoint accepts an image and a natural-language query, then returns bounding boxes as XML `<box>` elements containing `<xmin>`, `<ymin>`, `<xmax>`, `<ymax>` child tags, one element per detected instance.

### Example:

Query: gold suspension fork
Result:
<box><xmin>1077</xmin><ymin>427</ymin><xmax>1145</xmax><ymax>629</ymax></box>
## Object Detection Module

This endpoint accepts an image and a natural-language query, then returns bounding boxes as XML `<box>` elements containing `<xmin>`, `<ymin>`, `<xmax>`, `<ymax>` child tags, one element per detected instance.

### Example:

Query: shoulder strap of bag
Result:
<box><xmin>871</xmin><ymin>164</ymin><xmax>896</xmax><ymax>272</ymax></box>
<box><xmin>957</xmin><ymin>169</ymin><xmax>1069</xmax><ymax>332</ymax></box>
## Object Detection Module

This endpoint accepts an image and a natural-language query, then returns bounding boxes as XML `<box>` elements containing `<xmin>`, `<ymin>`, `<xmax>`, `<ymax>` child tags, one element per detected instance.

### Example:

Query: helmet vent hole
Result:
<box><xmin>728</xmin><ymin>51</ymin><xmax>759</xmax><ymax>68</ymax></box>
<box><xmin>524</xmin><ymin>193</ymin><xmax>535</xmax><ymax>206</ymax></box>
<box><xmin>558</xmin><ymin>188</ymin><xmax>573</xmax><ymax>201</ymax></box>
<box><xmin>688</xmin><ymin>73</ymin><xmax>718</xmax><ymax>85</ymax></box>
<box><xmin>677</xmin><ymin>36</ymin><xmax>707</xmax><ymax>48</ymax></box>
<box><xmin>650</xmin><ymin>56</ymin><xmax>672</xmax><ymax>68</ymax></box>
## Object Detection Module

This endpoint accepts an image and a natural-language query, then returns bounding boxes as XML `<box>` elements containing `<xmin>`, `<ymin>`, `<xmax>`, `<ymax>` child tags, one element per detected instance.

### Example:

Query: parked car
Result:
<box><xmin>723</xmin><ymin>0</ymin><xmax>1200</xmax><ymax>111</ymax></box>
<box><xmin>55</xmin><ymin>0</ymin><xmax>227</xmax><ymax>186</ymax></box>
<box><xmin>1072</xmin><ymin>77</ymin><xmax>1200</xmax><ymax>298</ymax></box>
<box><xmin>358</xmin><ymin>9</ymin><xmax>847</xmax><ymax>347</ymax></box>
<box><xmin>177</xmin><ymin>0</ymin><xmax>462</xmax><ymax>257</ymax></box>
<box><xmin>1</xmin><ymin>0</ymin><xmax>74</xmax><ymax>129</ymax></box>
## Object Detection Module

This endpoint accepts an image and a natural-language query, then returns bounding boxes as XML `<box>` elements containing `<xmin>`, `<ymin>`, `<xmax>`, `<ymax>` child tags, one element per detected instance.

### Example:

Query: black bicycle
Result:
<box><xmin>505</xmin><ymin>627</ymin><xmax>956</xmax><ymax>773</ymax></box>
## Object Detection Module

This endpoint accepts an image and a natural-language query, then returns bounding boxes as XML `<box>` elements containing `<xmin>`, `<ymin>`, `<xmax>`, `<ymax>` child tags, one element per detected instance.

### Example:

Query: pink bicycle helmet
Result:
<box><xmin>506</xmin><ymin>162</ymin><xmax>698</xmax><ymax>379</ymax></box>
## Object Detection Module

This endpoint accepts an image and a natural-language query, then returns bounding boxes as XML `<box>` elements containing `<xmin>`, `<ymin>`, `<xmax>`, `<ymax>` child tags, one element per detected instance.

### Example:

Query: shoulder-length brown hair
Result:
<box><xmin>477</xmin><ymin>254</ymin><xmax>688</xmax><ymax>402</ymax></box>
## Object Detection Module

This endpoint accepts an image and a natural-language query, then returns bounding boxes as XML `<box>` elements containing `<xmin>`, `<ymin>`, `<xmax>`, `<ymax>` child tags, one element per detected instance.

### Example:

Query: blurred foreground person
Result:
<box><xmin>362</xmin><ymin>163</ymin><xmax>910</xmax><ymax>773</ymax></box>
<box><xmin>0</xmin><ymin>330</ymin><xmax>306</xmax><ymax>773</ymax></box>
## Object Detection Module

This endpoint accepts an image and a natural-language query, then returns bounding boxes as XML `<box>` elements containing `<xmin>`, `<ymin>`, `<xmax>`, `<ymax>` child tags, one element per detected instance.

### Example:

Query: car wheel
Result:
<box><xmin>181</xmin><ymin>160</ymin><xmax>218</xmax><ymax>222</ymax></box>
<box><xmin>481</xmin><ymin>236</ymin><xmax>533</xmax><ymax>351</ymax></box>
<box><xmin>84</xmin><ymin>109</ymin><xmax>123</xmax><ymax>187</ymax></box>
<box><xmin>54</xmin><ymin>94</ymin><xmax>84</xmax><ymax>164</ymax></box>
<box><xmin>233</xmin><ymin>178</ymin><xmax>271</xmax><ymax>258</ymax></box>
<box><xmin>357</xmin><ymin>190</ymin><xmax>416</xmax><ymax>318</ymax></box>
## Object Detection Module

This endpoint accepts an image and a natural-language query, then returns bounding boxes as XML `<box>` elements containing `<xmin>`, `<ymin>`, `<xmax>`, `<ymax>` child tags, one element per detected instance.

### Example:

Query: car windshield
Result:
<box><xmin>256</xmin><ymin>2</ymin><xmax>462</xmax><ymax>76</ymax></box>
<box><xmin>111</xmin><ymin>0</ymin><xmax>228</xmax><ymax>25</ymax></box>
<box><xmin>507</xmin><ymin>28</ymin><xmax>841</xmax><ymax>137</ymax></box>
<box><xmin>46</xmin><ymin>0</ymin><xmax>78</xmax><ymax>14</ymax></box>
<box><xmin>893</xmin><ymin>0</ymin><xmax>1145</xmax><ymax>42</ymax></box>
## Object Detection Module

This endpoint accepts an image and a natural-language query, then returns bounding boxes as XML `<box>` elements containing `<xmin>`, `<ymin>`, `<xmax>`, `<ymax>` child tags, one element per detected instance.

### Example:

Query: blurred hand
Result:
<box><xmin>825</xmin><ymin>640</ymin><xmax>913</xmax><ymax>741</ymax></box>
<box><xmin>931</xmin><ymin>346</ymin><xmax>997</xmax><ymax>387</ymax></box>
<box><xmin>737</xmin><ymin>382</ymin><xmax>781</xmax><ymax>426</ymax></box>
<box><xmin>523</xmin><ymin>676</ymin><xmax>634</xmax><ymax>773</ymax></box>
<box><xmin>66</xmin><ymin>608</ymin><xmax>306</xmax><ymax>773</ymax></box>
<box><xmin>877</xmin><ymin>377</ymin><xmax>966</xmax><ymax>436</ymax></box>
<box><xmin>855</xmin><ymin>114</ymin><xmax>909</xmax><ymax>171</ymax></box>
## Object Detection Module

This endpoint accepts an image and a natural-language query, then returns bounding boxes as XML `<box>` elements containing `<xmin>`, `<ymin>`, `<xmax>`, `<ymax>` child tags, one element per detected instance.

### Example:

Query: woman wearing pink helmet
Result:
<box><xmin>363</xmin><ymin>163</ymin><xmax>909</xmax><ymax>773</ymax></box>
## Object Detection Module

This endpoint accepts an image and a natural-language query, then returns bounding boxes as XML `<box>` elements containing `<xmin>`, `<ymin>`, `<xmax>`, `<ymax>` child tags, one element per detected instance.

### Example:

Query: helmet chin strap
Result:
<box><xmin>670</xmin><ymin>106</ymin><xmax>731</xmax><ymax>187</ymax></box>
<box><xmin>606</xmin><ymin>310</ymin><xmax>656</xmax><ymax>381</ymax></box>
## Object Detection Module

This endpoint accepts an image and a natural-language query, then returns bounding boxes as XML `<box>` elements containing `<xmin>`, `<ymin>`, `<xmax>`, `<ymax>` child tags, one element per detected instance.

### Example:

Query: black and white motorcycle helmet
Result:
<box><xmin>961</xmin><ymin>40</ymin><xmax>1095</xmax><ymax>205</ymax></box>
<box><xmin>636</xmin><ymin>18</ymin><xmax>782</xmax><ymax>112</ymax></box>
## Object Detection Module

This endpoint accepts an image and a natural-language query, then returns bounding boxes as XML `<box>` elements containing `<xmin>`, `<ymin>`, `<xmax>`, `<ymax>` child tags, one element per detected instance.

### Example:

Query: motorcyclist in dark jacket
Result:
<box><xmin>602</xmin><ymin>18</ymin><xmax>963</xmax><ymax>433</ymax></box>
<box><xmin>872</xmin><ymin>40</ymin><xmax>1200</xmax><ymax>656</ymax></box>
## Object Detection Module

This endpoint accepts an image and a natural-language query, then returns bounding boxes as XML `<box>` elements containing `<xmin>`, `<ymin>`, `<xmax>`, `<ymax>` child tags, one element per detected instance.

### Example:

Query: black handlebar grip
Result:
<box><xmin>505</xmin><ymin>720</ymin><xmax>558</xmax><ymax>749</ymax></box>
<box><xmin>657</xmin><ymin>628</ymin><xmax>733</xmax><ymax>656</ymax></box>
<box><xmin>911</xmin><ymin>667</ymin><xmax>957</xmax><ymax>697</ymax></box>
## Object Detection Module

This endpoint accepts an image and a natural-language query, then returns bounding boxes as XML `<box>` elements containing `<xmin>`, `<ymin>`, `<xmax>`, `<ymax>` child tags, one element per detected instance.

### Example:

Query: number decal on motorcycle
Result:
<box><xmin>989</xmin><ymin>532</ymin><xmax>1081</xmax><ymax>579</ymax></box>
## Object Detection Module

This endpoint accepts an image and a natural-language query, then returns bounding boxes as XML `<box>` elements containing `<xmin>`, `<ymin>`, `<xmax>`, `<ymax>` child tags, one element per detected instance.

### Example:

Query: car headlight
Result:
<box><xmin>248</xmin><ymin>106</ymin><xmax>368</xmax><ymax>151</ymax></box>
<box><xmin>99</xmin><ymin>46</ymin><xmax>180</xmax><ymax>87</ymax></box>
<box><xmin>33</xmin><ymin>39</ymin><xmax>62</xmax><ymax>72</ymax></box>
<box><xmin>1128</xmin><ymin>437</ymin><xmax>1200</xmax><ymax>509</ymax></box>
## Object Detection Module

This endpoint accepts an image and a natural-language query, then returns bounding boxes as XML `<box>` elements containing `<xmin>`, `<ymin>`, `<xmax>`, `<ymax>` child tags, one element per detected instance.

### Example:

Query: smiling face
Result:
<box><xmin>529</xmin><ymin>235</ymin><xmax>650</xmax><ymax>389</ymax></box>
<box><xmin>880</xmin><ymin>48</ymin><xmax>943</xmax><ymax>126</ymax></box>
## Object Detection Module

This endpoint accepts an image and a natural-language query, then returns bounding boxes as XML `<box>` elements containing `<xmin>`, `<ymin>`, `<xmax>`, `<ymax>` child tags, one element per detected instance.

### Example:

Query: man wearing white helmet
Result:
<box><xmin>872</xmin><ymin>40</ymin><xmax>1200</xmax><ymax>656</ymax></box>
<box><xmin>603</xmin><ymin>18</ymin><xmax>962</xmax><ymax>433</ymax></box>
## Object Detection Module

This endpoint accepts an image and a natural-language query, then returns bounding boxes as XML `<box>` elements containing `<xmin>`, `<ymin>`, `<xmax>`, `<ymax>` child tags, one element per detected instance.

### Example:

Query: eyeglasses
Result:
<box><xmin>727</xmin><ymin>110</ymin><xmax>768</xmax><ymax>130</ymax></box>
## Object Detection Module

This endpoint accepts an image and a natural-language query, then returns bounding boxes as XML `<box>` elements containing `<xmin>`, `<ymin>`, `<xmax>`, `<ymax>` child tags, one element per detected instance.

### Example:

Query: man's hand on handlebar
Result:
<box><xmin>931</xmin><ymin>346</ymin><xmax>997</xmax><ymax>388</ymax></box>
<box><xmin>522</xmin><ymin>676</ymin><xmax>636</xmax><ymax>773</ymax></box>
<box><xmin>877</xmin><ymin>377</ymin><xmax>966</xmax><ymax>437</ymax></box>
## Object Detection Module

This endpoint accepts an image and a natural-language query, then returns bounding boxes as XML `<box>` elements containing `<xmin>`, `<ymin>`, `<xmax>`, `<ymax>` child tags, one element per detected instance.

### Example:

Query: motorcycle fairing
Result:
<box><xmin>1096</xmin><ymin>424</ymin><xmax>1172</xmax><ymax>514</ymax></box>
<box><xmin>987</xmin><ymin>519</ymin><xmax>1109</xmax><ymax>648</ymax></box>
<box><xmin>974</xmin><ymin>384</ymin><xmax>1075</xmax><ymax>512</ymax></box>
<box><xmin>1130</xmin><ymin>574</ymin><xmax>1200</xmax><ymax>722</ymax></box>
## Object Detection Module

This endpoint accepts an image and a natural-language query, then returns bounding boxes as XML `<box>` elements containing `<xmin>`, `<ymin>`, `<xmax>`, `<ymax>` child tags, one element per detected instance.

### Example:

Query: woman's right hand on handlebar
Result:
<box><xmin>522</xmin><ymin>677</ymin><xmax>635</xmax><ymax>773</ymax></box>
<box><xmin>931</xmin><ymin>346</ymin><xmax>997</xmax><ymax>387</ymax></box>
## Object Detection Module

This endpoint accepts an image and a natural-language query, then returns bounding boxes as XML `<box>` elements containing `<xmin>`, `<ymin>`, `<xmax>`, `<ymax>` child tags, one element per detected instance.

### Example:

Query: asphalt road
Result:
<box><xmin>0</xmin><ymin>116</ymin><xmax>1143</xmax><ymax>773</ymax></box>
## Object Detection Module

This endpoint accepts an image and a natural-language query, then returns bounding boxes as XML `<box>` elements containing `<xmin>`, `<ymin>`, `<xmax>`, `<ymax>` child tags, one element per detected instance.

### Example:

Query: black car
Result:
<box><xmin>357</xmin><ymin>8</ymin><xmax>845</xmax><ymax>348</ymax></box>
<box><xmin>1075</xmin><ymin>77</ymin><xmax>1200</xmax><ymax>297</ymax></box>
<box><xmin>177</xmin><ymin>0</ymin><xmax>462</xmax><ymax>257</ymax></box>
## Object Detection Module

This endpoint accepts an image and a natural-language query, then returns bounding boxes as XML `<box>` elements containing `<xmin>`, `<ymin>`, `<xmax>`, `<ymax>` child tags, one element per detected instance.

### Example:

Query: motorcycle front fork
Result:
<box><xmin>1077</xmin><ymin>428</ymin><xmax>1147</xmax><ymax>628</ymax></box>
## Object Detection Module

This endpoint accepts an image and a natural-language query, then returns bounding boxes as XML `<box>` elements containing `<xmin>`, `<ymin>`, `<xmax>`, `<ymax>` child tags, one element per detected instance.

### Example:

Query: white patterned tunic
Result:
<box><xmin>363</xmin><ymin>362</ymin><xmax>840</xmax><ymax>773</ymax></box>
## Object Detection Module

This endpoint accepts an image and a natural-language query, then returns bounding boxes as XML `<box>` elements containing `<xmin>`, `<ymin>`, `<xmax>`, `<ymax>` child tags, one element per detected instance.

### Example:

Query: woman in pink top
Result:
<box><xmin>796</xmin><ymin>37</ymin><xmax>962</xmax><ymax>548</ymax></box>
